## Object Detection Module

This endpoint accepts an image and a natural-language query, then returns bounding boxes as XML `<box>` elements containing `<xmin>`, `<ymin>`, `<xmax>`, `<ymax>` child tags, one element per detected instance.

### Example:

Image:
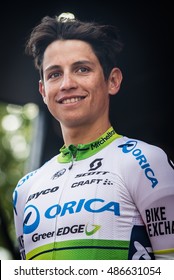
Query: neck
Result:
<box><xmin>60</xmin><ymin>121</ymin><xmax>112</xmax><ymax>146</ymax></box>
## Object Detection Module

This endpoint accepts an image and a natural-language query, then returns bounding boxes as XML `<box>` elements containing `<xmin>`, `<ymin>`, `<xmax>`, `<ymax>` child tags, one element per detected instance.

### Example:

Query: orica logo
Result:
<box><xmin>119</xmin><ymin>140</ymin><xmax>158</xmax><ymax>188</ymax></box>
<box><xmin>23</xmin><ymin>198</ymin><xmax>120</xmax><ymax>234</ymax></box>
<box><xmin>23</xmin><ymin>205</ymin><xmax>40</xmax><ymax>234</ymax></box>
<box><xmin>17</xmin><ymin>170</ymin><xmax>37</xmax><ymax>187</ymax></box>
<box><xmin>120</xmin><ymin>140</ymin><xmax>137</xmax><ymax>153</ymax></box>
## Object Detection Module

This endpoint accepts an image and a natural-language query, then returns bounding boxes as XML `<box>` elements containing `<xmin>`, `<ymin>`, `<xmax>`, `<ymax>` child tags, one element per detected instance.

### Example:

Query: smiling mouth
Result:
<box><xmin>60</xmin><ymin>96</ymin><xmax>85</xmax><ymax>104</ymax></box>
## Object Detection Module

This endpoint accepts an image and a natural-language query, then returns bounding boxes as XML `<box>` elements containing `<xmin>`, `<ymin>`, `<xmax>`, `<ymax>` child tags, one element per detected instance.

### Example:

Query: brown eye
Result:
<box><xmin>78</xmin><ymin>67</ymin><xmax>89</xmax><ymax>73</ymax></box>
<box><xmin>49</xmin><ymin>72</ymin><xmax>62</xmax><ymax>79</ymax></box>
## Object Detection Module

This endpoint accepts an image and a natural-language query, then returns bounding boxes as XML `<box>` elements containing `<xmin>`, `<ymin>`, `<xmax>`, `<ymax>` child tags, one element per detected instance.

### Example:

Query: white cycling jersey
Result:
<box><xmin>13</xmin><ymin>127</ymin><xmax>174</xmax><ymax>260</ymax></box>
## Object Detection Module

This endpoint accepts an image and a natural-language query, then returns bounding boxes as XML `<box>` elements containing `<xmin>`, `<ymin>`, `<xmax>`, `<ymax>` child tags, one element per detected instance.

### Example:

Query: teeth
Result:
<box><xmin>62</xmin><ymin>97</ymin><xmax>83</xmax><ymax>104</ymax></box>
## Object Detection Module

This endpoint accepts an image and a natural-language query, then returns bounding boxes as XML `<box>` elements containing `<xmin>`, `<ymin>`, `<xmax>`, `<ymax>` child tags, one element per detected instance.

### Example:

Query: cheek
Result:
<box><xmin>93</xmin><ymin>82</ymin><xmax>108</xmax><ymax>101</ymax></box>
<box><xmin>43</xmin><ymin>84</ymin><xmax>56</xmax><ymax>100</ymax></box>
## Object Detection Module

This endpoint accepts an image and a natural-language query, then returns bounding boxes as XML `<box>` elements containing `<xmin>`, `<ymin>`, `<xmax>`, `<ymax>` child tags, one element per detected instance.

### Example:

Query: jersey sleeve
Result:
<box><xmin>13</xmin><ymin>170</ymin><xmax>38</xmax><ymax>259</ymax></box>
<box><xmin>122</xmin><ymin>140</ymin><xmax>174</xmax><ymax>259</ymax></box>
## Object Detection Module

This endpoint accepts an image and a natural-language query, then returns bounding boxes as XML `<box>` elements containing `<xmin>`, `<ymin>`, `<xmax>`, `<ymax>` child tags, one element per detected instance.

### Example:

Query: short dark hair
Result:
<box><xmin>25</xmin><ymin>14</ymin><xmax>123</xmax><ymax>80</ymax></box>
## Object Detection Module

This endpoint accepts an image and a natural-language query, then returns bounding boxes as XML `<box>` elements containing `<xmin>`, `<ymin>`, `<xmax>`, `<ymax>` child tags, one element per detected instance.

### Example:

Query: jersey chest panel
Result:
<box><xmin>23</xmin><ymin>150</ymin><xmax>142</xmax><ymax>258</ymax></box>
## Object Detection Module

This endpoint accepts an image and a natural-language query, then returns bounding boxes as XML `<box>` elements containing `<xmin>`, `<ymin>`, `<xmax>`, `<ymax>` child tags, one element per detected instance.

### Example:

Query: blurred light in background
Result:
<box><xmin>0</xmin><ymin>101</ymin><xmax>39</xmax><ymax>259</ymax></box>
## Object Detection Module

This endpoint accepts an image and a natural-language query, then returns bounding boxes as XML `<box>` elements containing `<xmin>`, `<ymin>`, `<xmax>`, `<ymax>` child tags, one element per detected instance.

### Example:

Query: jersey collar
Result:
<box><xmin>57</xmin><ymin>127</ymin><xmax>122</xmax><ymax>163</ymax></box>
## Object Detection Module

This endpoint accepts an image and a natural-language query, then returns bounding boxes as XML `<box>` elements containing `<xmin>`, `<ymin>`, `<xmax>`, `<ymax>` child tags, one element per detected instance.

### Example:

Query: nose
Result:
<box><xmin>59</xmin><ymin>73</ymin><xmax>77</xmax><ymax>91</ymax></box>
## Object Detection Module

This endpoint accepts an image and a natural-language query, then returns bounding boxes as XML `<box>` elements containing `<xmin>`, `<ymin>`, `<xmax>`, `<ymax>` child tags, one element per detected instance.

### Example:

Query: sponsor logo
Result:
<box><xmin>132</xmin><ymin>241</ymin><xmax>152</xmax><ymax>260</ymax></box>
<box><xmin>85</xmin><ymin>224</ymin><xmax>101</xmax><ymax>236</ymax></box>
<box><xmin>71</xmin><ymin>178</ymin><xmax>113</xmax><ymax>188</ymax></box>
<box><xmin>52</xmin><ymin>168</ymin><xmax>66</xmax><ymax>180</ymax></box>
<box><xmin>32</xmin><ymin>231</ymin><xmax>55</xmax><ymax>242</ymax></box>
<box><xmin>128</xmin><ymin>225</ymin><xmax>155</xmax><ymax>260</ymax></box>
<box><xmin>72</xmin><ymin>169</ymin><xmax>113</xmax><ymax>188</ymax></box>
<box><xmin>71</xmin><ymin>178</ymin><xmax>102</xmax><ymax>188</ymax></box>
<box><xmin>91</xmin><ymin>129</ymin><xmax>115</xmax><ymax>150</ymax></box>
<box><xmin>118</xmin><ymin>141</ymin><xmax>158</xmax><ymax>188</ymax></box>
<box><xmin>145</xmin><ymin>207</ymin><xmax>174</xmax><ymax>237</ymax></box>
<box><xmin>89</xmin><ymin>158</ymin><xmax>103</xmax><ymax>171</ymax></box>
<box><xmin>26</xmin><ymin>186</ymin><xmax>59</xmax><ymax>203</ymax></box>
<box><xmin>23</xmin><ymin>205</ymin><xmax>40</xmax><ymax>234</ymax></box>
<box><xmin>75</xmin><ymin>171</ymin><xmax>109</xmax><ymax>178</ymax></box>
<box><xmin>31</xmin><ymin>223</ymin><xmax>101</xmax><ymax>242</ymax></box>
<box><xmin>17</xmin><ymin>170</ymin><xmax>37</xmax><ymax>187</ymax></box>
<box><xmin>24</xmin><ymin>198</ymin><xmax>120</xmax><ymax>234</ymax></box>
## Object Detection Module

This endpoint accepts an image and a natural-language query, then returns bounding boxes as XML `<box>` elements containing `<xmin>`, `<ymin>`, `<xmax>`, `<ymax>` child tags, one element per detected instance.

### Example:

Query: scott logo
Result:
<box><xmin>118</xmin><ymin>141</ymin><xmax>158</xmax><ymax>188</ymax></box>
<box><xmin>89</xmin><ymin>158</ymin><xmax>103</xmax><ymax>171</ymax></box>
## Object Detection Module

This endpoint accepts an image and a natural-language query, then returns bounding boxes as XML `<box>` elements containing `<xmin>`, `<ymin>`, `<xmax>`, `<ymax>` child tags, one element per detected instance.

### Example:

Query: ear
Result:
<box><xmin>39</xmin><ymin>80</ymin><xmax>47</xmax><ymax>104</ymax></box>
<box><xmin>108</xmin><ymin>68</ymin><xmax>123</xmax><ymax>96</ymax></box>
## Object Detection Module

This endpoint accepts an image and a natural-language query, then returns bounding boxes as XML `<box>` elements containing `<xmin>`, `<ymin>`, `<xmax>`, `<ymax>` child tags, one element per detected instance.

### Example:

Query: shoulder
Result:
<box><xmin>115</xmin><ymin>135</ymin><xmax>173</xmax><ymax>188</ymax></box>
<box><xmin>15</xmin><ymin>154</ymin><xmax>58</xmax><ymax>190</ymax></box>
<box><xmin>13</xmin><ymin>155</ymin><xmax>59</xmax><ymax>214</ymax></box>
<box><xmin>116</xmin><ymin>136</ymin><xmax>169</xmax><ymax>163</ymax></box>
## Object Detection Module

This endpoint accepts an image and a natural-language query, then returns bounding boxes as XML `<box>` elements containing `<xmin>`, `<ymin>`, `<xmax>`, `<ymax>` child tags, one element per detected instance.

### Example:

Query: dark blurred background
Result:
<box><xmin>1</xmin><ymin>0</ymin><xmax>173</xmax><ymax>161</ymax></box>
<box><xmin>1</xmin><ymin>0</ymin><xmax>173</xmax><ymax>159</ymax></box>
<box><xmin>0</xmin><ymin>0</ymin><xmax>172</xmax><ymax>259</ymax></box>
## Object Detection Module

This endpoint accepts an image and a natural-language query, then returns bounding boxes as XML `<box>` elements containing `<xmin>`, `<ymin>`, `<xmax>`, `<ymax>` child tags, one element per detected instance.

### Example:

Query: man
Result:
<box><xmin>13</xmin><ymin>12</ymin><xmax>174</xmax><ymax>260</ymax></box>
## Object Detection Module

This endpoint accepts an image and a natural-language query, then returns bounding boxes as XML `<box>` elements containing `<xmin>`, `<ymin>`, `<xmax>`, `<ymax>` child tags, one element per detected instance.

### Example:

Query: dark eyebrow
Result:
<box><xmin>72</xmin><ymin>60</ymin><xmax>95</xmax><ymax>67</ymax></box>
<box><xmin>44</xmin><ymin>65</ymin><xmax>61</xmax><ymax>74</ymax></box>
<box><xmin>44</xmin><ymin>60</ymin><xmax>95</xmax><ymax>74</ymax></box>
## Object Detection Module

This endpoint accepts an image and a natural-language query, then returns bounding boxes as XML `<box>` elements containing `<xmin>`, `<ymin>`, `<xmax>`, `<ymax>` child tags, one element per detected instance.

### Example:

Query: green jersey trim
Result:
<box><xmin>58</xmin><ymin>127</ymin><xmax>122</xmax><ymax>163</ymax></box>
<box><xmin>26</xmin><ymin>239</ymin><xmax>129</xmax><ymax>260</ymax></box>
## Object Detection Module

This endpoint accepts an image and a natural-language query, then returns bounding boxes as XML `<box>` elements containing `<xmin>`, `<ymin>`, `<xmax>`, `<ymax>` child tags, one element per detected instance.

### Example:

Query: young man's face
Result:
<box><xmin>39</xmin><ymin>39</ymin><xmax>121</xmax><ymax>130</ymax></box>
